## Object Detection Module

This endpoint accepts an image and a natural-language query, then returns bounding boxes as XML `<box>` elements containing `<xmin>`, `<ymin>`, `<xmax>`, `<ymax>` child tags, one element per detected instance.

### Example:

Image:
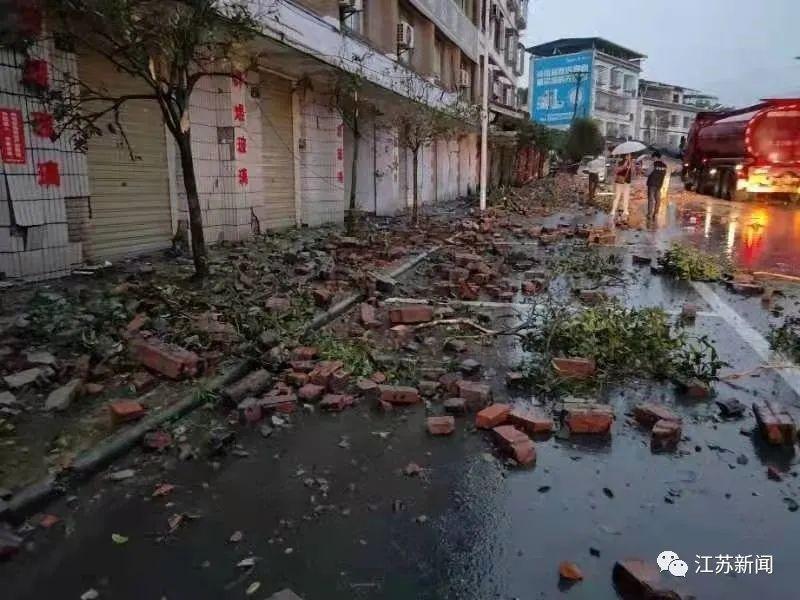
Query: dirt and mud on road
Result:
<box><xmin>2</xmin><ymin>176</ymin><xmax>800</xmax><ymax>599</ymax></box>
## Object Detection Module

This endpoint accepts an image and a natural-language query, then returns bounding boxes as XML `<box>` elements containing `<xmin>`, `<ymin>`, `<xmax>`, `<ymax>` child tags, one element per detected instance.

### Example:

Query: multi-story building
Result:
<box><xmin>527</xmin><ymin>37</ymin><xmax>645</xmax><ymax>144</ymax></box>
<box><xmin>635</xmin><ymin>80</ymin><xmax>706</xmax><ymax>154</ymax></box>
<box><xmin>0</xmin><ymin>0</ymin><xmax>529</xmax><ymax>280</ymax></box>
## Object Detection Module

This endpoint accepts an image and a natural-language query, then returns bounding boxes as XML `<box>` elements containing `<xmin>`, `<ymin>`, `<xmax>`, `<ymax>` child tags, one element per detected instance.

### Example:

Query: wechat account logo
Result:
<box><xmin>657</xmin><ymin>550</ymin><xmax>689</xmax><ymax>577</ymax></box>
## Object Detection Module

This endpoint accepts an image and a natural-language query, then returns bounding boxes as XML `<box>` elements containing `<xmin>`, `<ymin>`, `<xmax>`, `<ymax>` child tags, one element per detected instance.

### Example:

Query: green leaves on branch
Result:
<box><xmin>657</xmin><ymin>243</ymin><xmax>731</xmax><ymax>281</ymax></box>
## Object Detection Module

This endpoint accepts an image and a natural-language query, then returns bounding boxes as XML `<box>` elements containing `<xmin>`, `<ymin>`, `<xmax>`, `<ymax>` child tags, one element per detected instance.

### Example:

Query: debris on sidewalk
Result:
<box><xmin>752</xmin><ymin>400</ymin><xmax>797</xmax><ymax>445</ymax></box>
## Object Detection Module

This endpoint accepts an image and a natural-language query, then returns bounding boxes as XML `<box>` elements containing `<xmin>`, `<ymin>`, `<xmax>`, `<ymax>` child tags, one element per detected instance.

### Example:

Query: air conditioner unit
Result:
<box><xmin>397</xmin><ymin>21</ymin><xmax>414</xmax><ymax>50</ymax></box>
<box><xmin>458</xmin><ymin>68</ymin><xmax>470</xmax><ymax>88</ymax></box>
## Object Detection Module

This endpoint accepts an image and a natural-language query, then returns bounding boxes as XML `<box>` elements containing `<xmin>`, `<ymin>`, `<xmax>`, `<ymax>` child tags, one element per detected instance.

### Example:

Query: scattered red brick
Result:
<box><xmin>292</xmin><ymin>346</ymin><xmax>318</xmax><ymax>361</ymax></box>
<box><xmin>360</xmin><ymin>303</ymin><xmax>380</xmax><ymax>328</ymax></box>
<box><xmin>370</xmin><ymin>371</ymin><xmax>387</xmax><ymax>384</ymax></box>
<box><xmin>328</xmin><ymin>369</ymin><xmax>350</xmax><ymax>393</ymax></box>
<box><xmin>379</xmin><ymin>385</ymin><xmax>421</xmax><ymax>405</ymax></box>
<box><xmin>456</xmin><ymin>380</ymin><xmax>492</xmax><ymax>409</ymax></box>
<box><xmin>109</xmin><ymin>400</ymin><xmax>146</xmax><ymax>425</ymax></box>
<box><xmin>388</xmin><ymin>305</ymin><xmax>434</xmax><ymax>325</ymax></box>
<box><xmin>286</xmin><ymin>371</ymin><xmax>309</xmax><ymax>387</ymax></box>
<box><xmin>492</xmin><ymin>425</ymin><xmax>536</xmax><ymax>465</ymax></box>
<box><xmin>312</xmin><ymin>286</ymin><xmax>333</xmax><ymax>307</ymax></box>
<box><xmin>633</xmin><ymin>403</ymin><xmax>681</xmax><ymax>428</ymax></box>
<box><xmin>319</xmin><ymin>394</ymin><xmax>354</xmax><ymax>412</ymax></box>
<box><xmin>427</xmin><ymin>416</ymin><xmax>455</xmax><ymax>435</ymax></box>
<box><xmin>753</xmin><ymin>400</ymin><xmax>797</xmax><ymax>445</ymax></box>
<box><xmin>130</xmin><ymin>337</ymin><xmax>201</xmax><ymax>380</ymax></box>
<box><xmin>448</xmin><ymin>267</ymin><xmax>470</xmax><ymax>283</ymax></box>
<box><xmin>143</xmin><ymin>430</ymin><xmax>173</xmax><ymax>451</ymax></box>
<box><xmin>443</xmin><ymin>397</ymin><xmax>467</xmax><ymax>414</ymax></box>
<box><xmin>39</xmin><ymin>514</ymin><xmax>60</xmax><ymax>529</ymax></box>
<box><xmin>455</xmin><ymin>252</ymin><xmax>482</xmax><ymax>267</ymax></box>
<box><xmin>126</xmin><ymin>313</ymin><xmax>147</xmax><ymax>334</ymax></box>
<box><xmin>458</xmin><ymin>282</ymin><xmax>480</xmax><ymax>300</ymax></box>
<box><xmin>439</xmin><ymin>373</ymin><xmax>462</xmax><ymax>395</ymax></box>
<box><xmin>290</xmin><ymin>360</ymin><xmax>315</xmax><ymax>373</ymax></box>
<box><xmin>565</xmin><ymin>404</ymin><xmax>613</xmax><ymax>435</ymax></box>
<box><xmin>131</xmin><ymin>370</ymin><xmax>157</xmax><ymax>394</ymax></box>
<box><xmin>651</xmin><ymin>419</ymin><xmax>681</xmax><ymax>452</ymax></box>
<box><xmin>552</xmin><ymin>357</ymin><xmax>596</xmax><ymax>380</ymax></box>
<box><xmin>152</xmin><ymin>483</ymin><xmax>175</xmax><ymax>498</ymax></box>
<box><xmin>509</xmin><ymin>409</ymin><xmax>553</xmax><ymax>434</ymax></box>
<box><xmin>237</xmin><ymin>397</ymin><xmax>262</xmax><ymax>424</ymax></box>
<box><xmin>259</xmin><ymin>394</ymin><xmax>298</xmax><ymax>414</ymax></box>
<box><xmin>265</xmin><ymin>296</ymin><xmax>290</xmax><ymax>312</ymax></box>
<box><xmin>298</xmin><ymin>383</ymin><xmax>325</xmax><ymax>402</ymax></box>
<box><xmin>684</xmin><ymin>378</ymin><xmax>711</xmax><ymax>398</ymax></box>
<box><xmin>309</xmin><ymin>360</ymin><xmax>344</xmax><ymax>388</ymax></box>
<box><xmin>559</xmin><ymin>561</ymin><xmax>583</xmax><ymax>581</ymax></box>
<box><xmin>476</xmin><ymin>403</ymin><xmax>511</xmax><ymax>429</ymax></box>
<box><xmin>505</xmin><ymin>371</ymin><xmax>524</xmax><ymax>386</ymax></box>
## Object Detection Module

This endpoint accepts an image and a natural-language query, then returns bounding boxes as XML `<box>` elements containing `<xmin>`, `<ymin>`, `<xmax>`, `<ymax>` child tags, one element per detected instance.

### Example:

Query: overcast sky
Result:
<box><xmin>522</xmin><ymin>0</ymin><xmax>800</xmax><ymax>107</ymax></box>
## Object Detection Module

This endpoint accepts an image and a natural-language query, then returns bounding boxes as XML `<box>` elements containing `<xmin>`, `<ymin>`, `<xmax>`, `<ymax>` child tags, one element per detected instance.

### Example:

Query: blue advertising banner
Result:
<box><xmin>531</xmin><ymin>51</ymin><xmax>593</xmax><ymax>126</ymax></box>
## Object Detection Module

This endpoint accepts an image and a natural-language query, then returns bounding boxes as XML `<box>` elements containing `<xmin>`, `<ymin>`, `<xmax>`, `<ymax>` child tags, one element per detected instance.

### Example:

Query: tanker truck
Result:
<box><xmin>682</xmin><ymin>99</ymin><xmax>800</xmax><ymax>201</ymax></box>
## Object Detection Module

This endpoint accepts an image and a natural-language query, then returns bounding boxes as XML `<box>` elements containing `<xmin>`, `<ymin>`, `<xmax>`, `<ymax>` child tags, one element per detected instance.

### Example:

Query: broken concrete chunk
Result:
<box><xmin>564</xmin><ymin>404</ymin><xmax>613</xmax><ymax>435</ymax></box>
<box><xmin>633</xmin><ymin>403</ymin><xmax>681</xmax><ymax>428</ymax></box>
<box><xmin>0</xmin><ymin>391</ymin><xmax>17</xmax><ymax>407</ymax></box>
<box><xmin>476</xmin><ymin>404</ymin><xmax>511</xmax><ymax>429</ymax></box>
<box><xmin>492</xmin><ymin>425</ymin><xmax>536</xmax><ymax>466</ymax></box>
<box><xmin>3</xmin><ymin>367</ymin><xmax>49</xmax><ymax>389</ymax></box>
<box><xmin>418</xmin><ymin>380</ymin><xmax>440</xmax><ymax>397</ymax></box>
<box><xmin>443</xmin><ymin>397</ymin><xmax>467</xmax><ymax>414</ymax></box>
<box><xmin>130</xmin><ymin>337</ymin><xmax>201</xmax><ymax>380</ymax></box>
<box><xmin>378</xmin><ymin>385</ymin><xmax>421</xmax><ymax>406</ymax></box>
<box><xmin>25</xmin><ymin>350</ymin><xmax>57</xmax><ymax>366</ymax></box>
<box><xmin>459</xmin><ymin>358</ymin><xmax>481</xmax><ymax>375</ymax></box>
<box><xmin>44</xmin><ymin>378</ymin><xmax>83</xmax><ymax>411</ymax></box>
<box><xmin>509</xmin><ymin>408</ymin><xmax>553</xmax><ymax>434</ymax></box>
<box><xmin>222</xmin><ymin>369</ymin><xmax>271</xmax><ymax>404</ymax></box>
<box><xmin>427</xmin><ymin>416</ymin><xmax>455</xmax><ymax>435</ymax></box>
<box><xmin>372</xmin><ymin>272</ymin><xmax>397</xmax><ymax>293</ymax></box>
<box><xmin>753</xmin><ymin>400</ymin><xmax>797</xmax><ymax>445</ymax></box>
<box><xmin>716</xmin><ymin>397</ymin><xmax>745</xmax><ymax>418</ymax></box>
<box><xmin>552</xmin><ymin>357</ymin><xmax>596</xmax><ymax>380</ymax></box>
<box><xmin>388</xmin><ymin>305</ymin><xmax>434</xmax><ymax>325</ymax></box>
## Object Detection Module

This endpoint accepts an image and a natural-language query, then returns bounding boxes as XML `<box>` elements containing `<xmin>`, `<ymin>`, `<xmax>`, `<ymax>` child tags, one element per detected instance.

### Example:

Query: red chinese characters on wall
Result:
<box><xmin>31</xmin><ymin>112</ymin><xmax>55</xmax><ymax>139</ymax></box>
<box><xmin>236</xmin><ymin>136</ymin><xmax>247</xmax><ymax>154</ymax></box>
<box><xmin>37</xmin><ymin>161</ymin><xmax>60</xmax><ymax>186</ymax></box>
<box><xmin>238</xmin><ymin>168</ymin><xmax>249</xmax><ymax>186</ymax></box>
<box><xmin>22</xmin><ymin>58</ymin><xmax>48</xmax><ymax>90</ymax></box>
<box><xmin>234</xmin><ymin>103</ymin><xmax>246</xmax><ymax>123</ymax></box>
<box><xmin>0</xmin><ymin>108</ymin><xmax>26</xmax><ymax>164</ymax></box>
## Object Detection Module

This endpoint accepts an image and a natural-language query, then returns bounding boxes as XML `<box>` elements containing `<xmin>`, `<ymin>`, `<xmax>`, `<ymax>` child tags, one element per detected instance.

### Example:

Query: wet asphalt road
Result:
<box><xmin>4</xmin><ymin>186</ymin><xmax>800</xmax><ymax>599</ymax></box>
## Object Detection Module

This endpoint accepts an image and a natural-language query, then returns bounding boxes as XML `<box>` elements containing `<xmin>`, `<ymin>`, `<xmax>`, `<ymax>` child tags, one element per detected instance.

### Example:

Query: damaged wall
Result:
<box><xmin>0</xmin><ymin>38</ymin><xmax>89</xmax><ymax>281</ymax></box>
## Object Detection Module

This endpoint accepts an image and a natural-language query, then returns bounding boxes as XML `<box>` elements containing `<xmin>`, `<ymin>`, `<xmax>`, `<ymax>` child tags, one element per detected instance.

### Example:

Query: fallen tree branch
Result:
<box><xmin>411</xmin><ymin>318</ymin><xmax>498</xmax><ymax>335</ymax></box>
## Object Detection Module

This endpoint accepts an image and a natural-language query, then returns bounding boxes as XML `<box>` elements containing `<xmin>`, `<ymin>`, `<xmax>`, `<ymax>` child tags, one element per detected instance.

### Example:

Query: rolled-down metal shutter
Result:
<box><xmin>79</xmin><ymin>51</ymin><xmax>172</xmax><ymax>259</ymax></box>
<box><xmin>259</xmin><ymin>74</ymin><xmax>295</xmax><ymax>229</ymax></box>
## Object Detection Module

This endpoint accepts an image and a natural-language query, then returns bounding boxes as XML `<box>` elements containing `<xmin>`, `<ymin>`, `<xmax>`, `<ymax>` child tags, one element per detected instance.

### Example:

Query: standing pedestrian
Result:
<box><xmin>611</xmin><ymin>154</ymin><xmax>632</xmax><ymax>223</ymax></box>
<box><xmin>585</xmin><ymin>155</ymin><xmax>604</xmax><ymax>204</ymax></box>
<box><xmin>646</xmin><ymin>151</ymin><xmax>668</xmax><ymax>227</ymax></box>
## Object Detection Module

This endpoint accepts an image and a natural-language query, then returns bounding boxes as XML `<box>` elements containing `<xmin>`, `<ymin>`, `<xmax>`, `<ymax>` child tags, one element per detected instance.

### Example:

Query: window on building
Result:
<box><xmin>672</xmin><ymin>93</ymin><xmax>680</xmax><ymax>103</ymax></box>
<box><xmin>670</xmin><ymin>114</ymin><xmax>679</xmax><ymax>127</ymax></box>
<box><xmin>683</xmin><ymin>116</ymin><xmax>691</xmax><ymax>128</ymax></box>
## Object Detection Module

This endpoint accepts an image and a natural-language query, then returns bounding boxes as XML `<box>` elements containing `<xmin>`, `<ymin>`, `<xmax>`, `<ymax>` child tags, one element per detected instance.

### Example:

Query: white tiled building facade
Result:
<box><xmin>0</xmin><ymin>0</ymin><xmax>529</xmax><ymax>280</ymax></box>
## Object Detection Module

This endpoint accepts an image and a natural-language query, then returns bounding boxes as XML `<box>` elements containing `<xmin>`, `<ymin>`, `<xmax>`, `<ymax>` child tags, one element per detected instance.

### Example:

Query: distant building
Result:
<box><xmin>527</xmin><ymin>37</ymin><xmax>646</xmax><ymax>145</ymax></box>
<box><xmin>636</xmin><ymin>80</ymin><xmax>708</xmax><ymax>154</ymax></box>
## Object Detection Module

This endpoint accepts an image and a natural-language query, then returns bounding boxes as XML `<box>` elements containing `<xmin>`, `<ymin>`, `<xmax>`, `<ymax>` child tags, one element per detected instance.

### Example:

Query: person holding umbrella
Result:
<box><xmin>609</xmin><ymin>140</ymin><xmax>647</xmax><ymax>224</ymax></box>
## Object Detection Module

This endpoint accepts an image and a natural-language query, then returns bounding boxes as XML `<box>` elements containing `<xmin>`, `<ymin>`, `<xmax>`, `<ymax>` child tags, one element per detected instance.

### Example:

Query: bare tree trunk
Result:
<box><xmin>412</xmin><ymin>147</ymin><xmax>419</xmax><ymax>226</ymax></box>
<box><xmin>176</xmin><ymin>131</ymin><xmax>209</xmax><ymax>278</ymax></box>
<box><xmin>346</xmin><ymin>127</ymin><xmax>360</xmax><ymax>235</ymax></box>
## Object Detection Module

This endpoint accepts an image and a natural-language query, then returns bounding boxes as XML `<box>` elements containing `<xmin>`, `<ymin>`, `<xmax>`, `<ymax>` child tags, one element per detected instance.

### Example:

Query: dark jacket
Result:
<box><xmin>647</xmin><ymin>160</ymin><xmax>668</xmax><ymax>188</ymax></box>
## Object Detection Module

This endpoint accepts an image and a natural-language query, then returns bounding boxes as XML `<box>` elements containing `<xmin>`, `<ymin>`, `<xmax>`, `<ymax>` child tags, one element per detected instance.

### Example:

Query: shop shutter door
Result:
<box><xmin>259</xmin><ymin>74</ymin><xmax>295</xmax><ymax>229</ymax></box>
<box><xmin>79</xmin><ymin>51</ymin><xmax>172</xmax><ymax>259</ymax></box>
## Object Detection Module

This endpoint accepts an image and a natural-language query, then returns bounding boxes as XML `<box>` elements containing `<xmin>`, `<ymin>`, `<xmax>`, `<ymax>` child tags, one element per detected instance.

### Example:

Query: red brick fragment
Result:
<box><xmin>565</xmin><ymin>404</ymin><xmax>613</xmax><ymax>434</ymax></box>
<box><xmin>427</xmin><ymin>416</ymin><xmax>455</xmax><ymax>435</ymax></box>
<box><xmin>292</xmin><ymin>346</ymin><xmax>318</xmax><ymax>361</ymax></box>
<box><xmin>378</xmin><ymin>385</ymin><xmax>421</xmax><ymax>405</ymax></box>
<box><xmin>552</xmin><ymin>357</ymin><xmax>596</xmax><ymax>380</ymax></box>
<box><xmin>370</xmin><ymin>372</ymin><xmax>387</xmax><ymax>384</ymax></box>
<box><xmin>131</xmin><ymin>371</ymin><xmax>157</xmax><ymax>394</ymax></box>
<box><xmin>476</xmin><ymin>403</ymin><xmax>511</xmax><ymax>429</ymax></box>
<box><xmin>509</xmin><ymin>409</ymin><xmax>553</xmax><ymax>434</ymax></box>
<box><xmin>319</xmin><ymin>394</ymin><xmax>354</xmax><ymax>412</ymax></box>
<box><xmin>492</xmin><ymin>425</ymin><xmax>536</xmax><ymax>465</ymax></box>
<box><xmin>328</xmin><ymin>369</ymin><xmax>350</xmax><ymax>393</ymax></box>
<box><xmin>753</xmin><ymin>400</ymin><xmax>797</xmax><ymax>445</ymax></box>
<box><xmin>126</xmin><ymin>313</ymin><xmax>147</xmax><ymax>334</ymax></box>
<box><xmin>633</xmin><ymin>403</ymin><xmax>681</xmax><ymax>428</ymax></box>
<box><xmin>130</xmin><ymin>337</ymin><xmax>201</xmax><ymax>380</ymax></box>
<box><xmin>448</xmin><ymin>267</ymin><xmax>470</xmax><ymax>283</ymax></box>
<box><xmin>286</xmin><ymin>371</ymin><xmax>309</xmax><ymax>387</ymax></box>
<box><xmin>237</xmin><ymin>398</ymin><xmax>262</xmax><ymax>423</ymax></box>
<box><xmin>388</xmin><ymin>305</ymin><xmax>434</xmax><ymax>325</ymax></box>
<box><xmin>298</xmin><ymin>383</ymin><xmax>325</xmax><ymax>402</ymax></box>
<box><xmin>651</xmin><ymin>419</ymin><xmax>681</xmax><ymax>452</ymax></box>
<box><xmin>143</xmin><ymin>430</ymin><xmax>173</xmax><ymax>451</ymax></box>
<box><xmin>109</xmin><ymin>400</ymin><xmax>146</xmax><ymax>425</ymax></box>
<box><xmin>259</xmin><ymin>394</ymin><xmax>298</xmax><ymax>414</ymax></box>
<box><xmin>309</xmin><ymin>360</ymin><xmax>344</xmax><ymax>388</ymax></box>
<box><xmin>456</xmin><ymin>380</ymin><xmax>492</xmax><ymax>409</ymax></box>
<box><xmin>443</xmin><ymin>397</ymin><xmax>467</xmax><ymax>414</ymax></box>
<box><xmin>360</xmin><ymin>303</ymin><xmax>380</xmax><ymax>328</ymax></box>
<box><xmin>559</xmin><ymin>561</ymin><xmax>583</xmax><ymax>581</ymax></box>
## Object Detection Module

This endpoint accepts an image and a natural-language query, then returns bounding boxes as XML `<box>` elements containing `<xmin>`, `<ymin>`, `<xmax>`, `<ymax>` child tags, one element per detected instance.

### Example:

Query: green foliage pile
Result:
<box><xmin>519</xmin><ymin>301</ymin><xmax>727</xmax><ymax>395</ymax></box>
<box><xmin>768</xmin><ymin>317</ymin><xmax>800</xmax><ymax>362</ymax></box>
<box><xmin>657</xmin><ymin>243</ymin><xmax>731</xmax><ymax>281</ymax></box>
